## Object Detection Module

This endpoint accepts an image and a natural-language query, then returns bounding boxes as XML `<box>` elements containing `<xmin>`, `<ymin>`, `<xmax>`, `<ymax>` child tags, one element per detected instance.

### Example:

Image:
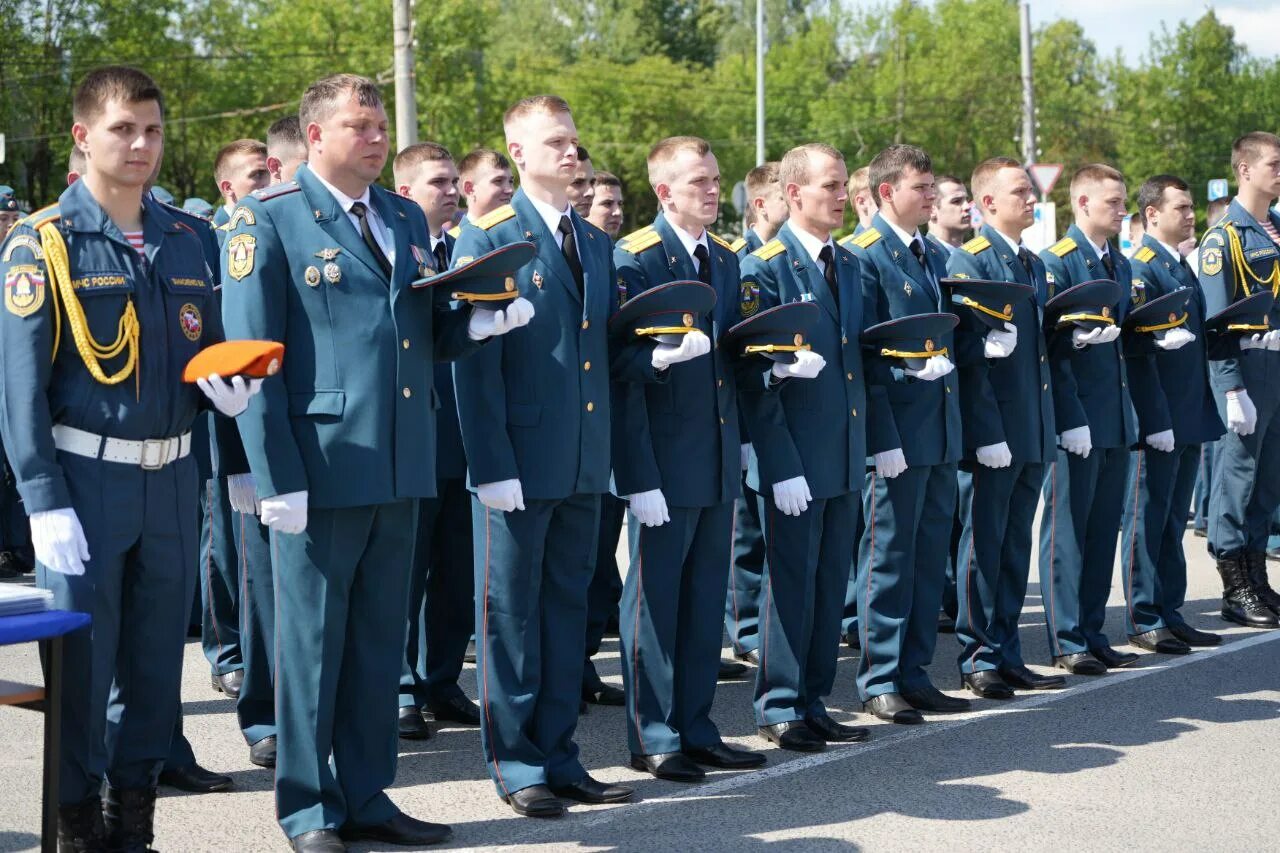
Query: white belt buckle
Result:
<box><xmin>140</xmin><ymin>438</ymin><xmax>168</xmax><ymax>470</ymax></box>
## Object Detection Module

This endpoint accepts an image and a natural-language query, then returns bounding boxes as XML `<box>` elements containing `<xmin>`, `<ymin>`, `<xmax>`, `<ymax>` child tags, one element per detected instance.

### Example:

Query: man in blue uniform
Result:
<box><xmin>452</xmin><ymin>94</ymin><xmax>634</xmax><ymax>818</ymax></box>
<box><xmin>1120</xmin><ymin>174</ymin><xmax>1227</xmax><ymax>650</ymax></box>
<box><xmin>947</xmin><ymin>157</ymin><xmax>1065</xmax><ymax>697</ymax></box>
<box><xmin>848</xmin><ymin>144</ymin><xmax>968</xmax><ymax>723</ymax></box>
<box><xmin>612</xmin><ymin>135</ymin><xmax>767</xmax><ymax>780</ymax></box>
<box><xmin>393</xmin><ymin>141</ymin><xmax>482</xmax><ymax>736</ymax></box>
<box><xmin>740</xmin><ymin>143</ymin><xmax>870</xmax><ymax>750</ymax></box>
<box><xmin>1199</xmin><ymin>132</ymin><xmax>1280</xmax><ymax>628</ymax></box>
<box><xmin>0</xmin><ymin>66</ymin><xmax>260</xmax><ymax>851</ymax></box>
<box><xmin>222</xmin><ymin>74</ymin><xmax>517</xmax><ymax>851</ymax></box>
<box><xmin>1039</xmin><ymin>164</ymin><xmax>1144</xmax><ymax>674</ymax></box>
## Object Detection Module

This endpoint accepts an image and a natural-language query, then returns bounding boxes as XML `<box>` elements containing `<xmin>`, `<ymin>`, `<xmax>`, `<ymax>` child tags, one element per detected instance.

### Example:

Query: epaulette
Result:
<box><xmin>837</xmin><ymin>232</ymin><xmax>858</xmax><ymax>248</ymax></box>
<box><xmin>961</xmin><ymin>235</ymin><xmax>991</xmax><ymax>255</ymax></box>
<box><xmin>156</xmin><ymin>199</ymin><xmax>209</xmax><ymax>223</ymax></box>
<box><xmin>617</xmin><ymin>228</ymin><xmax>662</xmax><ymax>254</ymax></box>
<box><xmin>709</xmin><ymin>232</ymin><xmax>733</xmax><ymax>252</ymax></box>
<box><xmin>447</xmin><ymin>224</ymin><xmax>461</xmax><ymax>240</ymax></box>
<box><xmin>1132</xmin><ymin>246</ymin><xmax>1156</xmax><ymax>264</ymax></box>
<box><xmin>475</xmin><ymin>204</ymin><xmax>515</xmax><ymax>230</ymax></box>
<box><xmin>251</xmin><ymin>182</ymin><xmax>300</xmax><ymax>202</ymax></box>
<box><xmin>730</xmin><ymin>237</ymin><xmax>747</xmax><ymax>253</ymax></box>
<box><xmin>1047</xmin><ymin>237</ymin><xmax>1077</xmax><ymax>258</ymax></box>
<box><xmin>850</xmin><ymin>227</ymin><xmax>882</xmax><ymax>249</ymax></box>
<box><xmin>20</xmin><ymin>203</ymin><xmax>60</xmax><ymax>231</ymax></box>
<box><xmin>751</xmin><ymin>238</ymin><xmax>786</xmax><ymax>261</ymax></box>
<box><xmin>617</xmin><ymin>225</ymin><xmax>654</xmax><ymax>245</ymax></box>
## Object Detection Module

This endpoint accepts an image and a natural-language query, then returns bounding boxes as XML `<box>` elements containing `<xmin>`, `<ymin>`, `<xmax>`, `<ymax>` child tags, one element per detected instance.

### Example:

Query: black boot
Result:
<box><xmin>103</xmin><ymin>786</ymin><xmax>158</xmax><ymax>853</ymax></box>
<box><xmin>1216</xmin><ymin>556</ymin><xmax>1280</xmax><ymax>629</ymax></box>
<box><xmin>57</xmin><ymin>796</ymin><xmax>107</xmax><ymax>853</ymax></box>
<box><xmin>1243</xmin><ymin>551</ymin><xmax>1280</xmax><ymax>616</ymax></box>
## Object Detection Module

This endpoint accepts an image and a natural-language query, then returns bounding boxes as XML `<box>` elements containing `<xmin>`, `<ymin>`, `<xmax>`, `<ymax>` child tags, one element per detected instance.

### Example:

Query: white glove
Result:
<box><xmin>1059</xmin><ymin>426</ymin><xmax>1092</xmax><ymax>458</ymax></box>
<box><xmin>975</xmin><ymin>441</ymin><xmax>1013</xmax><ymax>469</ymax></box>
<box><xmin>227</xmin><ymin>473</ymin><xmax>260</xmax><ymax>515</ymax></box>
<box><xmin>260</xmin><ymin>490</ymin><xmax>308</xmax><ymax>534</ymax></box>
<box><xmin>651</xmin><ymin>330</ymin><xmax>711</xmax><ymax>371</ymax></box>
<box><xmin>984</xmin><ymin>323</ymin><xmax>1018</xmax><ymax>359</ymax></box>
<box><xmin>1154</xmin><ymin>328</ymin><xmax>1196</xmax><ymax>351</ymax></box>
<box><xmin>904</xmin><ymin>354</ymin><xmax>954</xmax><ymax>381</ymax></box>
<box><xmin>1145</xmin><ymin>430</ymin><xmax>1176</xmax><ymax>452</ymax></box>
<box><xmin>1240</xmin><ymin>333</ymin><xmax>1267</xmax><ymax>352</ymax></box>
<box><xmin>628</xmin><ymin>489</ymin><xmax>670</xmax><ymax>527</ymax></box>
<box><xmin>874</xmin><ymin>448</ymin><xmax>908</xmax><ymax>479</ymax></box>
<box><xmin>1097</xmin><ymin>324</ymin><xmax>1121</xmax><ymax>344</ymax></box>
<box><xmin>1226</xmin><ymin>389</ymin><xmax>1257</xmax><ymax>436</ymax></box>
<box><xmin>477</xmin><ymin>479</ymin><xmax>525</xmax><ymax>512</ymax></box>
<box><xmin>740</xmin><ymin>443</ymin><xmax>751</xmax><ymax>472</ymax></box>
<box><xmin>468</xmin><ymin>297</ymin><xmax>535</xmax><ymax>340</ymax></box>
<box><xmin>197</xmin><ymin>373</ymin><xmax>264</xmax><ymax>418</ymax></box>
<box><xmin>30</xmin><ymin>508</ymin><xmax>90</xmax><ymax>576</ymax></box>
<box><xmin>1263</xmin><ymin>329</ymin><xmax>1280</xmax><ymax>351</ymax></box>
<box><xmin>1072</xmin><ymin>325</ymin><xmax>1120</xmax><ymax>348</ymax></box>
<box><xmin>771</xmin><ymin>475</ymin><xmax>812</xmax><ymax>516</ymax></box>
<box><xmin>771</xmin><ymin>349</ymin><xmax>826</xmax><ymax>380</ymax></box>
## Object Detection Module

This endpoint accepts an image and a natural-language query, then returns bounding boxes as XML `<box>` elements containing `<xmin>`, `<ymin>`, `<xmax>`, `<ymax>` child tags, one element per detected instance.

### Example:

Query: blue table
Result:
<box><xmin>0</xmin><ymin>608</ymin><xmax>91</xmax><ymax>853</ymax></box>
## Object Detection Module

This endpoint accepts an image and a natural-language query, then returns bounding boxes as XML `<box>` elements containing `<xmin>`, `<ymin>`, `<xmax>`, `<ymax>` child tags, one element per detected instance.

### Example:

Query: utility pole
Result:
<box><xmin>1019</xmin><ymin>2</ymin><xmax>1037</xmax><ymax>173</ymax></box>
<box><xmin>392</xmin><ymin>0</ymin><xmax>418</xmax><ymax>152</ymax></box>
<box><xmin>755</xmin><ymin>0</ymin><xmax>765</xmax><ymax>166</ymax></box>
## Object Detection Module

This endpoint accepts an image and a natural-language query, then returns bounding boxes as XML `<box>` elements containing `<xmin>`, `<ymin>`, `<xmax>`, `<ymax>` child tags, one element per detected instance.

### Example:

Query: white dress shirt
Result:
<box><xmin>311</xmin><ymin>168</ymin><xmax>395</xmax><ymax>267</ymax></box>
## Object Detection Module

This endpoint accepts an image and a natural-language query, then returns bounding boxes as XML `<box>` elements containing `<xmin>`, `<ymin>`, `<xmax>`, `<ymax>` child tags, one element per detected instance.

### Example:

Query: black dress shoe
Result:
<box><xmin>718</xmin><ymin>659</ymin><xmax>749</xmax><ymax>680</ymax></box>
<box><xmin>962</xmin><ymin>670</ymin><xmax>1014</xmax><ymax>699</ymax></box>
<box><xmin>757</xmin><ymin>721</ymin><xmax>825</xmax><ymax>752</ymax></box>
<box><xmin>1129</xmin><ymin>628</ymin><xmax>1191</xmax><ymax>655</ymax></box>
<box><xmin>1090</xmin><ymin>644</ymin><xmax>1140</xmax><ymax>669</ymax></box>
<box><xmin>734</xmin><ymin>648</ymin><xmax>761</xmax><ymax>666</ymax></box>
<box><xmin>550</xmin><ymin>775</ymin><xmax>633</xmax><ymax>804</ymax></box>
<box><xmin>1053</xmin><ymin>652</ymin><xmax>1106</xmax><ymax>675</ymax></box>
<box><xmin>998</xmin><ymin>664</ymin><xmax>1065</xmax><ymax>690</ymax></box>
<box><xmin>582</xmin><ymin>682</ymin><xmax>626</xmax><ymax>706</ymax></box>
<box><xmin>1167</xmin><ymin>622</ymin><xmax>1222</xmax><ymax>647</ymax></box>
<box><xmin>843</xmin><ymin>631</ymin><xmax>861</xmax><ymax>650</ymax></box>
<box><xmin>503</xmin><ymin>784</ymin><xmax>565</xmax><ymax>818</ymax></box>
<box><xmin>292</xmin><ymin>829</ymin><xmax>346</xmax><ymax>852</ymax></box>
<box><xmin>339</xmin><ymin>812</ymin><xmax>452</xmax><ymax>845</ymax></box>
<box><xmin>398</xmin><ymin>706</ymin><xmax>432</xmax><ymax>740</ymax></box>
<box><xmin>249</xmin><ymin>735</ymin><xmax>277</xmax><ymax>768</ymax></box>
<box><xmin>804</xmin><ymin>713</ymin><xmax>870</xmax><ymax>742</ymax></box>
<box><xmin>863</xmin><ymin>693</ymin><xmax>924</xmax><ymax>725</ymax></box>
<box><xmin>683</xmin><ymin>741</ymin><xmax>767</xmax><ymax>769</ymax></box>
<box><xmin>937</xmin><ymin>612</ymin><xmax>957</xmax><ymax>634</ymax></box>
<box><xmin>157</xmin><ymin>763</ymin><xmax>233</xmax><ymax>793</ymax></box>
<box><xmin>424</xmin><ymin>693</ymin><xmax>481</xmax><ymax>725</ymax></box>
<box><xmin>211</xmin><ymin>669</ymin><xmax>244</xmax><ymax>698</ymax></box>
<box><xmin>901</xmin><ymin>685</ymin><xmax>972</xmax><ymax>713</ymax></box>
<box><xmin>630</xmin><ymin>751</ymin><xmax>705</xmax><ymax>782</ymax></box>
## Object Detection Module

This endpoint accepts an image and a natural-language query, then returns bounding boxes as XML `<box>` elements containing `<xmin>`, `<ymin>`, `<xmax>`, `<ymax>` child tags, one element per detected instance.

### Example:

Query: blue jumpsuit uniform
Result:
<box><xmin>848</xmin><ymin>216</ymin><xmax>961</xmax><ymax>700</ymax></box>
<box><xmin>612</xmin><ymin>216</ymin><xmax>744</xmax><ymax>755</ymax></box>
<box><xmin>1120</xmin><ymin>236</ymin><xmax>1225</xmax><ymax>636</ymax></box>
<box><xmin>1199</xmin><ymin>200</ymin><xmax>1280</xmax><ymax>563</ymax></box>
<box><xmin>453</xmin><ymin>191</ymin><xmax>623</xmax><ymax>798</ymax></box>
<box><xmin>0</xmin><ymin>181</ymin><xmax>223</xmax><ymax>803</ymax></box>
<box><xmin>221</xmin><ymin>165</ymin><xmax>479</xmax><ymax>839</ymax></box>
<box><xmin>1039</xmin><ymin>225</ymin><xmax>1141</xmax><ymax>658</ymax></box>
<box><xmin>739</xmin><ymin>223</ymin><xmax>867</xmax><ymax>725</ymax></box>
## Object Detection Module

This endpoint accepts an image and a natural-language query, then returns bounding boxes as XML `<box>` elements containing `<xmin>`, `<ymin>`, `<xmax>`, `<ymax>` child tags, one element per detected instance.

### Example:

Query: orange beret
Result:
<box><xmin>183</xmin><ymin>340</ymin><xmax>285</xmax><ymax>383</ymax></box>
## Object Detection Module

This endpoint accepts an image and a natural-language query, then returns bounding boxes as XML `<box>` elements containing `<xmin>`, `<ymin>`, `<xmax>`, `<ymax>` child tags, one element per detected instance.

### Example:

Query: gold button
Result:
<box><xmin>717</xmin><ymin>379</ymin><xmax>723</xmax><ymax>388</ymax></box>
<box><xmin>946</xmin><ymin>387</ymin><xmax>952</xmax><ymax>393</ymax></box>
<box><xmin>842</xmin><ymin>335</ymin><xmax>848</xmax><ymax>344</ymax></box>
<box><xmin>402</xmin><ymin>339</ymin><xmax>410</xmax><ymax>349</ymax></box>
<box><xmin>582</xmin><ymin>320</ymin><xmax>590</xmax><ymax>330</ymax></box>
<box><xmin>847</xmin><ymin>372</ymin><xmax>853</xmax><ymax>380</ymax></box>
<box><xmin>1043</xmin><ymin>383</ymin><xmax>1048</xmax><ymax>390</ymax></box>
<box><xmin>720</xmin><ymin>417</ymin><xmax>726</xmax><ymax>425</ymax></box>
<box><xmin>403</xmin><ymin>387</ymin><xmax>412</xmax><ymax>398</ymax></box>
<box><xmin>586</xmin><ymin>402</ymin><xmax>594</xmax><ymax>412</ymax></box>
<box><xmin>851</xmin><ymin>408</ymin><xmax>857</xmax><ymax>417</ymax></box>
<box><xmin>1040</xmin><ymin>355</ymin><xmax>1046</xmax><ymax>362</ymax></box>
<box><xmin>583</xmin><ymin>361</ymin><xmax>591</xmax><ymax>371</ymax></box>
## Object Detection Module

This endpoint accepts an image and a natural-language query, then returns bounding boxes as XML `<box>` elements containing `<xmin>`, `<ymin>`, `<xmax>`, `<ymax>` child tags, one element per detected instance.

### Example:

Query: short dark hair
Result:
<box><xmin>868</xmin><ymin>144</ymin><xmax>932</xmax><ymax>208</ymax></box>
<box><xmin>935</xmin><ymin>174</ymin><xmax>965</xmax><ymax>191</ymax></box>
<box><xmin>392</xmin><ymin>141</ymin><xmax>454</xmax><ymax>186</ymax></box>
<box><xmin>457</xmin><ymin>147</ymin><xmax>510</xmax><ymax>179</ymax></box>
<box><xmin>266</xmin><ymin>115</ymin><xmax>304</xmax><ymax>156</ymax></box>
<box><xmin>299</xmin><ymin>74</ymin><xmax>383</xmax><ymax>135</ymax></box>
<box><xmin>1136</xmin><ymin>174</ymin><xmax>1190</xmax><ymax>227</ymax></box>
<box><xmin>576</xmin><ymin>145</ymin><xmax>591</xmax><ymax>163</ymax></box>
<box><xmin>72</xmin><ymin>65</ymin><xmax>164</xmax><ymax>125</ymax></box>
<box><xmin>594</xmin><ymin>170</ymin><xmax>621</xmax><ymax>189</ymax></box>
<box><xmin>214</xmin><ymin>139</ymin><xmax>268</xmax><ymax>183</ymax></box>
<box><xmin>1231</xmin><ymin>132</ymin><xmax>1280</xmax><ymax>177</ymax></box>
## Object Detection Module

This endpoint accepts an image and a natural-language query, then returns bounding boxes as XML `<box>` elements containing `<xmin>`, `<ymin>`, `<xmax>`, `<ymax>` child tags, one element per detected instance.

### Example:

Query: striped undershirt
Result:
<box><xmin>1261</xmin><ymin>219</ymin><xmax>1280</xmax><ymax>248</ymax></box>
<box><xmin>122</xmin><ymin>230</ymin><xmax>145</xmax><ymax>257</ymax></box>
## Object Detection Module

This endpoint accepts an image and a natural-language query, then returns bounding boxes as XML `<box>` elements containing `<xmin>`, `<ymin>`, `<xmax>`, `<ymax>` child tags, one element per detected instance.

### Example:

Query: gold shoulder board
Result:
<box><xmin>1133</xmin><ymin>246</ymin><xmax>1156</xmax><ymax>264</ymax></box>
<box><xmin>618</xmin><ymin>229</ymin><xmax>662</xmax><ymax>254</ymax></box>
<box><xmin>851</xmin><ymin>227</ymin><xmax>882</xmax><ymax>249</ymax></box>
<box><xmin>752</xmin><ymin>239</ymin><xmax>786</xmax><ymax>261</ymax></box>
<box><xmin>1047</xmin><ymin>237</ymin><xmax>1077</xmax><ymax>258</ymax></box>
<box><xmin>961</xmin><ymin>236</ymin><xmax>991</xmax><ymax>255</ymax></box>
<box><xmin>709</xmin><ymin>232</ymin><xmax>734</xmax><ymax>251</ymax></box>
<box><xmin>476</xmin><ymin>205</ymin><xmax>516</xmax><ymax>230</ymax></box>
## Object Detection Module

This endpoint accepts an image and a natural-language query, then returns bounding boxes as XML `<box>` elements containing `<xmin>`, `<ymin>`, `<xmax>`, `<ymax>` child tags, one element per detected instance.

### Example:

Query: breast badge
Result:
<box><xmin>178</xmin><ymin>303</ymin><xmax>203</xmax><ymax>341</ymax></box>
<box><xmin>4</xmin><ymin>265</ymin><xmax>45</xmax><ymax>317</ymax></box>
<box><xmin>227</xmin><ymin>234</ymin><xmax>256</xmax><ymax>281</ymax></box>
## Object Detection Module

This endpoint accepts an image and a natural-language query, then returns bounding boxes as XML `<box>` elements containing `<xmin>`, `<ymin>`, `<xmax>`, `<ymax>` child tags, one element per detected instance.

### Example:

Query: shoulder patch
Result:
<box><xmin>228</xmin><ymin>206</ymin><xmax>256</xmax><ymax>229</ymax></box>
<box><xmin>475</xmin><ymin>204</ymin><xmax>515</xmax><ymax>230</ymax></box>
<box><xmin>618</xmin><ymin>229</ymin><xmax>662</xmax><ymax>254</ymax></box>
<box><xmin>730</xmin><ymin>237</ymin><xmax>747</xmax><ymax>253</ymax></box>
<box><xmin>1132</xmin><ymin>246</ymin><xmax>1156</xmax><ymax>264</ymax></box>
<box><xmin>709</xmin><ymin>232</ymin><xmax>733</xmax><ymax>251</ymax></box>
<box><xmin>850</xmin><ymin>227</ymin><xmax>882</xmax><ymax>249</ymax></box>
<box><xmin>1047</xmin><ymin>237</ymin><xmax>1077</xmax><ymax>258</ymax></box>
<box><xmin>751</xmin><ymin>239</ymin><xmax>786</xmax><ymax>261</ymax></box>
<box><xmin>961</xmin><ymin>236</ymin><xmax>991</xmax><ymax>255</ymax></box>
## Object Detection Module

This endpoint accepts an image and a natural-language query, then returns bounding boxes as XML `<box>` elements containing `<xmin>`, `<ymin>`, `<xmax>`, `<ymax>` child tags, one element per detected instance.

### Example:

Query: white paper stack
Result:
<box><xmin>0</xmin><ymin>584</ymin><xmax>54</xmax><ymax>616</ymax></box>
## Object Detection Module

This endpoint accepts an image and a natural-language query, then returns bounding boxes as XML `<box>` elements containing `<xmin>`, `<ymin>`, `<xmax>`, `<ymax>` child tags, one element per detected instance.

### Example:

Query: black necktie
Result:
<box><xmin>1017</xmin><ymin>247</ymin><xmax>1034</xmax><ymax>280</ymax></box>
<box><xmin>818</xmin><ymin>244</ymin><xmax>839</xmax><ymax>308</ymax></box>
<box><xmin>693</xmin><ymin>243</ymin><xmax>712</xmax><ymax>284</ymax></box>
<box><xmin>1180</xmin><ymin>255</ymin><xmax>1197</xmax><ymax>281</ymax></box>
<box><xmin>432</xmin><ymin>240</ymin><xmax>448</xmax><ymax>274</ymax></box>
<box><xmin>910</xmin><ymin>238</ymin><xmax>936</xmax><ymax>297</ymax></box>
<box><xmin>558</xmin><ymin>215</ymin><xmax>584</xmax><ymax>294</ymax></box>
<box><xmin>350</xmin><ymin>201</ymin><xmax>392</xmax><ymax>278</ymax></box>
<box><xmin>1101</xmin><ymin>249</ymin><xmax>1116</xmax><ymax>280</ymax></box>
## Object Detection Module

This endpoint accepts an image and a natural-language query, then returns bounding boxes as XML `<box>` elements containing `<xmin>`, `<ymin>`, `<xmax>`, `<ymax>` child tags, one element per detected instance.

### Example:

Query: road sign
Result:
<box><xmin>1021</xmin><ymin>202</ymin><xmax>1056</xmax><ymax>253</ymax></box>
<box><xmin>0</xmin><ymin>133</ymin><xmax>5</xmax><ymax>165</ymax></box>
<box><xmin>1028</xmin><ymin>163</ymin><xmax>1064</xmax><ymax>197</ymax></box>
<box><xmin>731</xmin><ymin>180</ymin><xmax>747</xmax><ymax>216</ymax></box>
<box><xmin>1208</xmin><ymin>179</ymin><xmax>1229</xmax><ymax>202</ymax></box>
